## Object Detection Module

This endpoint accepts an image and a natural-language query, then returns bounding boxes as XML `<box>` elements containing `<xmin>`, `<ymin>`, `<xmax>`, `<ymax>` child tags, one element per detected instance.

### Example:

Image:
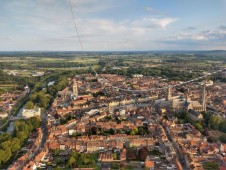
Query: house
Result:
<box><xmin>34</xmin><ymin>151</ymin><xmax>46</xmax><ymax>167</ymax></box>
<box><xmin>23</xmin><ymin>161</ymin><xmax>37</xmax><ymax>170</ymax></box>
<box><xmin>120</xmin><ymin>148</ymin><xmax>126</xmax><ymax>161</ymax></box>
<box><xmin>188</xmin><ymin>109</ymin><xmax>203</xmax><ymax>121</ymax></box>
<box><xmin>145</xmin><ymin>160</ymin><xmax>154</xmax><ymax>170</ymax></box>
<box><xmin>0</xmin><ymin>111</ymin><xmax>8</xmax><ymax>118</ymax></box>
<box><xmin>22</xmin><ymin>107</ymin><xmax>41</xmax><ymax>118</ymax></box>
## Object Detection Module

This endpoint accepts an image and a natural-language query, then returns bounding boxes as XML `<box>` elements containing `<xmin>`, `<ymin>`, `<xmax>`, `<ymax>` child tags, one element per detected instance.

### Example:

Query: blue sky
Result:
<box><xmin>0</xmin><ymin>0</ymin><xmax>226</xmax><ymax>51</ymax></box>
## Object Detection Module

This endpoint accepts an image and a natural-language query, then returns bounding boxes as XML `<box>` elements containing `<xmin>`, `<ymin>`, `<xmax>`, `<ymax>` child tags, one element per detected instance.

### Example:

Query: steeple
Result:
<box><xmin>201</xmin><ymin>82</ymin><xmax>207</xmax><ymax>112</ymax></box>
<box><xmin>186</xmin><ymin>88</ymin><xmax>190</xmax><ymax>103</ymax></box>
<box><xmin>166</xmin><ymin>86</ymin><xmax>172</xmax><ymax>101</ymax></box>
<box><xmin>72</xmin><ymin>80</ymin><xmax>78</xmax><ymax>97</ymax></box>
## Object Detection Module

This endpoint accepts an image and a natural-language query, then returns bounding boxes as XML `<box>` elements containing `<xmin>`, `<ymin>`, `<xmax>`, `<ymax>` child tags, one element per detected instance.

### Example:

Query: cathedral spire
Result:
<box><xmin>72</xmin><ymin>79</ymin><xmax>78</xmax><ymax>97</ymax></box>
<box><xmin>201</xmin><ymin>82</ymin><xmax>207</xmax><ymax>112</ymax></box>
<box><xmin>166</xmin><ymin>85</ymin><xmax>172</xmax><ymax>101</ymax></box>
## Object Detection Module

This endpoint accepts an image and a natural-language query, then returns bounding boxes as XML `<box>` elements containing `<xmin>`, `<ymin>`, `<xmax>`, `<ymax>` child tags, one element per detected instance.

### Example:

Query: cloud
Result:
<box><xmin>158</xmin><ymin>26</ymin><xmax>226</xmax><ymax>50</ymax></box>
<box><xmin>144</xmin><ymin>6</ymin><xmax>167</xmax><ymax>15</ymax></box>
<box><xmin>183</xmin><ymin>27</ymin><xmax>196</xmax><ymax>31</ymax></box>
<box><xmin>219</xmin><ymin>25</ymin><xmax>226</xmax><ymax>30</ymax></box>
<box><xmin>70</xmin><ymin>0</ymin><xmax>115</xmax><ymax>15</ymax></box>
<box><xmin>0</xmin><ymin>36</ymin><xmax>13</xmax><ymax>40</ymax></box>
<box><xmin>144</xmin><ymin>17</ymin><xmax>177</xmax><ymax>29</ymax></box>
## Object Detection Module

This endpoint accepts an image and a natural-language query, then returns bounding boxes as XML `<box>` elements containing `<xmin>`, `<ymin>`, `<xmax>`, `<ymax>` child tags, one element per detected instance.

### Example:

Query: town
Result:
<box><xmin>1</xmin><ymin>67</ymin><xmax>225</xmax><ymax>170</ymax></box>
<box><xmin>1</xmin><ymin>0</ymin><xmax>226</xmax><ymax>169</ymax></box>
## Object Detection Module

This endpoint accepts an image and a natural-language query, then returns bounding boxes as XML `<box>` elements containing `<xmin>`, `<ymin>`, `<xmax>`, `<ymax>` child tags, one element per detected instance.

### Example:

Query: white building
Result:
<box><xmin>22</xmin><ymin>107</ymin><xmax>41</xmax><ymax>118</ymax></box>
<box><xmin>0</xmin><ymin>112</ymin><xmax>8</xmax><ymax>118</ymax></box>
<box><xmin>133</xmin><ymin>74</ymin><xmax>143</xmax><ymax>78</ymax></box>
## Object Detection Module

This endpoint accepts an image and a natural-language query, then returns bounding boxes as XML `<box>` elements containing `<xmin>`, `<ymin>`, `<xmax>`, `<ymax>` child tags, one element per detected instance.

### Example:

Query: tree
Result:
<box><xmin>219</xmin><ymin>121</ymin><xmax>226</xmax><ymax>133</ymax></box>
<box><xmin>1</xmin><ymin>141</ymin><xmax>11</xmax><ymax>151</ymax></box>
<box><xmin>112</xmin><ymin>153</ymin><xmax>117</xmax><ymax>160</ymax></box>
<box><xmin>220</xmin><ymin>134</ymin><xmax>226</xmax><ymax>143</ymax></box>
<box><xmin>0</xmin><ymin>133</ymin><xmax>11</xmax><ymax>142</ymax></box>
<box><xmin>25</xmin><ymin>101</ymin><xmax>34</xmax><ymax>109</ymax></box>
<box><xmin>108</xmin><ymin>128</ymin><xmax>115</xmax><ymax>135</ymax></box>
<box><xmin>29</xmin><ymin>117</ymin><xmax>40</xmax><ymax>129</ymax></box>
<box><xmin>203</xmin><ymin>162</ymin><xmax>218</xmax><ymax>170</ymax></box>
<box><xmin>134</xmin><ymin>127</ymin><xmax>138</xmax><ymax>134</ymax></box>
<box><xmin>53</xmin><ymin>148</ymin><xmax>60</xmax><ymax>156</ymax></box>
<box><xmin>16</xmin><ymin>131</ymin><xmax>27</xmax><ymax>142</ymax></box>
<box><xmin>66</xmin><ymin>154</ymin><xmax>76</xmax><ymax>168</ymax></box>
<box><xmin>11</xmin><ymin>138</ymin><xmax>21</xmax><ymax>153</ymax></box>
<box><xmin>209</xmin><ymin>115</ymin><xmax>221</xmax><ymax>130</ymax></box>
<box><xmin>207</xmin><ymin>136</ymin><xmax>218</xmax><ymax>143</ymax></box>
<box><xmin>138</xmin><ymin>127</ymin><xmax>145</xmax><ymax>135</ymax></box>
<box><xmin>130</xmin><ymin>130</ymin><xmax>136</xmax><ymax>135</ymax></box>
<box><xmin>0</xmin><ymin>147</ymin><xmax>11</xmax><ymax>164</ymax></box>
<box><xmin>90</xmin><ymin>126</ymin><xmax>97</xmax><ymax>135</ymax></box>
<box><xmin>130</xmin><ymin>128</ymin><xmax>138</xmax><ymax>135</ymax></box>
<box><xmin>36</xmin><ymin>93</ymin><xmax>50</xmax><ymax>109</ymax></box>
<box><xmin>194</xmin><ymin>122</ymin><xmax>203</xmax><ymax>131</ymax></box>
<box><xmin>0</xmin><ymin>150</ymin><xmax>4</xmax><ymax>165</ymax></box>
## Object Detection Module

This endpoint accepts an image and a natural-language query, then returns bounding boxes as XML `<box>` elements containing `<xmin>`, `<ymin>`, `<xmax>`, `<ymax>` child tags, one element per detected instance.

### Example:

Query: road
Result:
<box><xmin>162</xmin><ymin>125</ymin><xmax>187</xmax><ymax>170</ymax></box>
<box><xmin>18</xmin><ymin>111</ymin><xmax>48</xmax><ymax>169</ymax></box>
<box><xmin>0</xmin><ymin>115</ymin><xmax>13</xmax><ymax>130</ymax></box>
<box><xmin>40</xmin><ymin>111</ymin><xmax>48</xmax><ymax>149</ymax></box>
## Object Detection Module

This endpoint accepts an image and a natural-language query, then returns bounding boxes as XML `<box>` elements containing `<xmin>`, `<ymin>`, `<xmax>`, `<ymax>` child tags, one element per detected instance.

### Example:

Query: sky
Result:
<box><xmin>0</xmin><ymin>0</ymin><xmax>226</xmax><ymax>51</ymax></box>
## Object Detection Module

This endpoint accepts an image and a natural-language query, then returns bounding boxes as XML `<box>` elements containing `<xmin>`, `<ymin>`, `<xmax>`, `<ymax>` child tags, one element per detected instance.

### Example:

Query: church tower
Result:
<box><xmin>72</xmin><ymin>80</ymin><xmax>78</xmax><ymax>97</ymax></box>
<box><xmin>201</xmin><ymin>83</ymin><xmax>207</xmax><ymax>112</ymax></box>
<box><xmin>166</xmin><ymin>86</ymin><xmax>172</xmax><ymax>101</ymax></box>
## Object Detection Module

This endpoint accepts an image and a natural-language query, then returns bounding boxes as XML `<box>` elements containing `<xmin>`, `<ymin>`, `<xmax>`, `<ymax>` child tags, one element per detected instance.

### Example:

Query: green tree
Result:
<box><xmin>29</xmin><ymin>117</ymin><xmax>40</xmax><ymax>129</ymax></box>
<box><xmin>0</xmin><ymin>149</ymin><xmax>4</xmax><ymax>165</ymax></box>
<box><xmin>138</xmin><ymin>127</ymin><xmax>145</xmax><ymax>135</ymax></box>
<box><xmin>203</xmin><ymin>161</ymin><xmax>218</xmax><ymax>170</ymax></box>
<box><xmin>16</xmin><ymin>131</ymin><xmax>27</xmax><ymax>142</ymax></box>
<box><xmin>194</xmin><ymin>122</ymin><xmax>203</xmax><ymax>131</ymax></box>
<box><xmin>219</xmin><ymin>121</ymin><xmax>226</xmax><ymax>133</ymax></box>
<box><xmin>207</xmin><ymin>136</ymin><xmax>218</xmax><ymax>143</ymax></box>
<box><xmin>130</xmin><ymin>130</ymin><xmax>136</xmax><ymax>135</ymax></box>
<box><xmin>37</xmin><ymin>94</ymin><xmax>50</xmax><ymax>108</ymax></box>
<box><xmin>53</xmin><ymin>148</ymin><xmax>60</xmax><ymax>156</ymax></box>
<box><xmin>25</xmin><ymin>101</ymin><xmax>34</xmax><ymax>109</ymax></box>
<box><xmin>108</xmin><ymin>128</ymin><xmax>115</xmax><ymax>135</ymax></box>
<box><xmin>112</xmin><ymin>153</ymin><xmax>117</xmax><ymax>160</ymax></box>
<box><xmin>66</xmin><ymin>154</ymin><xmax>76</xmax><ymax>168</ymax></box>
<box><xmin>0</xmin><ymin>133</ymin><xmax>11</xmax><ymax>142</ymax></box>
<box><xmin>11</xmin><ymin>138</ymin><xmax>21</xmax><ymax>153</ymax></box>
<box><xmin>220</xmin><ymin>134</ymin><xmax>226</xmax><ymax>143</ymax></box>
<box><xmin>1</xmin><ymin>141</ymin><xmax>11</xmax><ymax>151</ymax></box>
<box><xmin>209</xmin><ymin>115</ymin><xmax>221</xmax><ymax>130</ymax></box>
<box><xmin>134</xmin><ymin>127</ymin><xmax>138</xmax><ymax>134</ymax></box>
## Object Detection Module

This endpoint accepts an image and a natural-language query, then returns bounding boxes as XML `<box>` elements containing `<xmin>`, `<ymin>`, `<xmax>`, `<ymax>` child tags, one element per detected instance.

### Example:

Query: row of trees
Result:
<box><xmin>26</xmin><ymin>91</ymin><xmax>52</xmax><ymax>109</ymax></box>
<box><xmin>66</xmin><ymin>151</ymin><xmax>97</xmax><ymax>168</ymax></box>
<box><xmin>25</xmin><ymin>76</ymin><xmax>68</xmax><ymax>110</ymax></box>
<box><xmin>0</xmin><ymin>117</ymin><xmax>40</xmax><ymax>166</ymax></box>
<box><xmin>87</xmin><ymin>126</ymin><xmax>149</xmax><ymax>136</ymax></box>
<box><xmin>129</xmin><ymin>127</ymin><xmax>149</xmax><ymax>136</ymax></box>
<box><xmin>0</xmin><ymin>70</ymin><xmax>35</xmax><ymax>88</ymax></box>
<box><xmin>35</xmin><ymin>62</ymin><xmax>89</xmax><ymax>68</ymax></box>
<box><xmin>176</xmin><ymin>111</ymin><xmax>226</xmax><ymax>143</ymax></box>
<box><xmin>207</xmin><ymin>115</ymin><xmax>226</xmax><ymax>133</ymax></box>
<box><xmin>103</xmin><ymin>66</ymin><xmax>200</xmax><ymax>81</ymax></box>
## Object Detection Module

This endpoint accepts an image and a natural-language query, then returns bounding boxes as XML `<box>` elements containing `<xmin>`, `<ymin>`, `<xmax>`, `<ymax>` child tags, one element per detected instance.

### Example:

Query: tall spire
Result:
<box><xmin>72</xmin><ymin>80</ymin><xmax>78</xmax><ymax>97</ymax></box>
<box><xmin>166</xmin><ymin>85</ymin><xmax>172</xmax><ymax>101</ymax></box>
<box><xmin>201</xmin><ymin>82</ymin><xmax>207</xmax><ymax>112</ymax></box>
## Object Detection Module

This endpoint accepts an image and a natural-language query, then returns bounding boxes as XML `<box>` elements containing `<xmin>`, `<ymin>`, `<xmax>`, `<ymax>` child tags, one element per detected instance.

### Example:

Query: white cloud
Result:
<box><xmin>144</xmin><ymin>6</ymin><xmax>167</xmax><ymax>16</ymax></box>
<box><xmin>191</xmin><ymin>34</ymin><xmax>207</xmax><ymax>40</ymax></box>
<box><xmin>143</xmin><ymin>17</ymin><xmax>177</xmax><ymax>29</ymax></box>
